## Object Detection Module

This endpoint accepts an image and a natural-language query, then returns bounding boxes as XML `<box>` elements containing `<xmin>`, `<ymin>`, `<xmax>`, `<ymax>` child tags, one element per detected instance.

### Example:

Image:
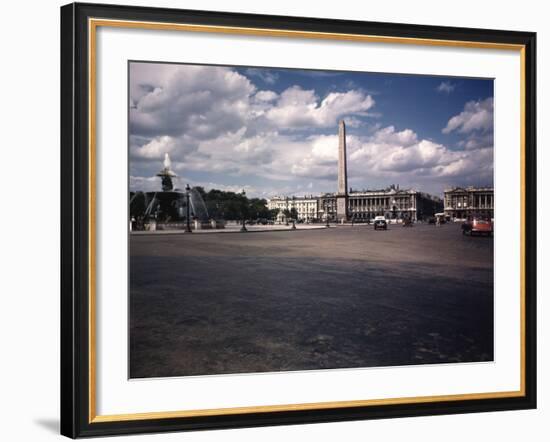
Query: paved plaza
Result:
<box><xmin>129</xmin><ymin>223</ymin><xmax>494</xmax><ymax>378</ymax></box>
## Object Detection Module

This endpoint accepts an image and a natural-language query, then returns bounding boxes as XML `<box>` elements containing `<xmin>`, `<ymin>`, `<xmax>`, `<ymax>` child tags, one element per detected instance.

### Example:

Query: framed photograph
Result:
<box><xmin>60</xmin><ymin>2</ymin><xmax>536</xmax><ymax>438</ymax></box>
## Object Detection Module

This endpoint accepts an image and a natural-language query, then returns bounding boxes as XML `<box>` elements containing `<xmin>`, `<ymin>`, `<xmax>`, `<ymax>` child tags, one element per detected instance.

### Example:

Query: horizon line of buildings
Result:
<box><xmin>267</xmin><ymin>120</ymin><xmax>493</xmax><ymax>222</ymax></box>
<box><xmin>267</xmin><ymin>184</ymin><xmax>494</xmax><ymax>222</ymax></box>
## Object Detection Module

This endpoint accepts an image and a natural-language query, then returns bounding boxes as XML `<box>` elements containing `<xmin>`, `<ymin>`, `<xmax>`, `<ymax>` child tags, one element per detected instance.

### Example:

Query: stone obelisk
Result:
<box><xmin>336</xmin><ymin>120</ymin><xmax>348</xmax><ymax>222</ymax></box>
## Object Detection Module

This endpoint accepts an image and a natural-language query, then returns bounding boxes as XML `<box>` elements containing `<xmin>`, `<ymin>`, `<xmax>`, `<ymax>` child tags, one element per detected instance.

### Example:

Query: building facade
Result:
<box><xmin>317</xmin><ymin>193</ymin><xmax>337</xmax><ymax>221</ymax></box>
<box><xmin>444</xmin><ymin>186</ymin><xmax>494</xmax><ymax>220</ymax></box>
<box><xmin>267</xmin><ymin>196</ymin><xmax>319</xmax><ymax>222</ymax></box>
<box><xmin>347</xmin><ymin>185</ymin><xmax>442</xmax><ymax>221</ymax></box>
<box><xmin>268</xmin><ymin>187</ymin><xmax>442</xmax><ymax>223</ymax></box>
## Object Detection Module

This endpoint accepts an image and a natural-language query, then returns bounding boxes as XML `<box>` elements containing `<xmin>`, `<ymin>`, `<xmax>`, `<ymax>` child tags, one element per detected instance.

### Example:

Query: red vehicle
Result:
<box><xmin>462</xmin><ymin>216</ymin><xmax>493</xmax><ymax>236</ymax></box>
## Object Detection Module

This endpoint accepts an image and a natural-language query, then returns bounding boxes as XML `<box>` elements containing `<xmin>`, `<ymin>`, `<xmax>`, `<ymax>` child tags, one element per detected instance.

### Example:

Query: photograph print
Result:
<box><xmin>128</xmin><ymin>61</ymin><xmax>494</xmax><ymax>379</ymax></box>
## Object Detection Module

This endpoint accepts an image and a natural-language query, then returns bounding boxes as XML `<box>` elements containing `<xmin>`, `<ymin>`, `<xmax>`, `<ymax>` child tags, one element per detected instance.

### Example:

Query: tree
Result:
<box><xmin>177</xmin><ymin>187</ymin><xmax>274</xmax><ymax>222</ymax></box>
<box><xmin>248</xmin><ymin>198</ymin><xmax>270</xmax><ymax>220</ymax></box>
<box><xmin>194</xmin><ymin>186</ymin><xmax>207</xmax><ymax>198</ymax></box>
<box><xmin>240</xmin><ymin>194</ymin><xmax>250</xmax><ymax>220</ymax></box>
<box><xmin>203</xmin><ymin>189</ymin><xmax>249</xmax><ymax>220</ymax></box>
<box><xmin>282</xmin><ymin>208</ymin><xmax>291</xmax><ymax>221</ymax></box>
<box><xmin>282</xmin><ymin>208</ymin><xmax>298</xmax><ymax>224</ymax></box>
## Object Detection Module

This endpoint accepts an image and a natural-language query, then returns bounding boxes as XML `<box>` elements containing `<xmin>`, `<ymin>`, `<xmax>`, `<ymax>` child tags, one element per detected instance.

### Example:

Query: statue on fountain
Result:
<box><xmin>157</xmin><ymin>153</ymin><xmax>177</xmax><ymax>191</ymax></box>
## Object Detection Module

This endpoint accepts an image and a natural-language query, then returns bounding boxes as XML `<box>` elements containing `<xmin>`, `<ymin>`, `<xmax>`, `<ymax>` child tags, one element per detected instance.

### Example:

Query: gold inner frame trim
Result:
<box><xmin>90</xmin><ymin>18</ymin><xmax>525</xmax><ymax>50</ymax></box>
<box><xmin>88</xmin><ymin>17</ymin><xmax>527</xmax><ymax>424</ymax></box>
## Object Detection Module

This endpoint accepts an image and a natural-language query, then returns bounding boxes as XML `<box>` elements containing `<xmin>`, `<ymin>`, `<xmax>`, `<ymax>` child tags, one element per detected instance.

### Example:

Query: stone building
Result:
<box><xmin>444</xmin><ymin>186</ymin><xmax>494</xmax><ymax>220</ymax></box>
<box><xmin>267</xmin><ymin>195</ymin><xmax>319</xmax><ymax>222</ymax></box>
<box><xmin>347</xmin><ymin>185</ymin><xmax>442</xmax><ymax>221</ymax></box>
<box><xmin>318</xmin><ymin>193</ymin><xmax>337</xmax><ymax>221</ymax></box>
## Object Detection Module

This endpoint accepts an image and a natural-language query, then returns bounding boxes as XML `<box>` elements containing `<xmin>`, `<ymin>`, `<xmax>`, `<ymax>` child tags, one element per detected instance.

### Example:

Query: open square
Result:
<box><xmin>130</xmin><ymin>223</ymin><xmax>493</xmax><ymax>378</ymax></box>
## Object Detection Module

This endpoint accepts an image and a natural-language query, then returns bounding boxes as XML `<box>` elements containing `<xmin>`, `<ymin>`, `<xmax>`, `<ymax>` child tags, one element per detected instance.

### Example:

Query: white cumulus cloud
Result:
<box><xmin>442</xmin><ymin>97</ymin><xmax>493</xmax><ymax>134</ymax></box>
<box><xmin>265</xmin><ymin>86</ymin><xmax>375</xmax><ymax>129</ymax></box>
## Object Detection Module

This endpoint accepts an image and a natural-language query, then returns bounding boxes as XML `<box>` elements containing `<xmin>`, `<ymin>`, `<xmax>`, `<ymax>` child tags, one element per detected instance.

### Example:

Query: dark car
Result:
<box><xmin>373</xmin><ymin>216</ymin><xmax>388</xmax><ymax>230</ymax></box>
<box><xmin>462</xmin><ymin>217</ymin><xmax>493</xmax><ymax>236</ymax></box>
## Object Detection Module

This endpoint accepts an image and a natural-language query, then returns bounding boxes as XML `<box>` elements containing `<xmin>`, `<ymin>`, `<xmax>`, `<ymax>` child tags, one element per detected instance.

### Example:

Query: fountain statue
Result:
<box><xmin>157</xmin><ymin>153</ymin><xmax>177</xmax><ymax>191</ymax></box>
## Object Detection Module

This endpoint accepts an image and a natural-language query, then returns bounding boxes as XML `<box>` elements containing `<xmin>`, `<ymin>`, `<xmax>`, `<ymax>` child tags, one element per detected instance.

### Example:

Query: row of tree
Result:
<box><xmin>194</xmin><ymin>187</ymin><xmax>282</xmax><ymax>221</ymax></box>
<box><xmin>129</xmin><ymin>187</ymin><xmax>302</xmax><ymax>222</ymax></box>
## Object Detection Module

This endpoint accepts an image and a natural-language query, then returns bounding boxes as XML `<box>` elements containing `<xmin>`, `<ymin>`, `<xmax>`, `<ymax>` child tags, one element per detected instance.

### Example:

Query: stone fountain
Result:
<box><xmin>129</xmin><ymin>153</ymin><xmax>217</xmax><ymax>231</ymax></box>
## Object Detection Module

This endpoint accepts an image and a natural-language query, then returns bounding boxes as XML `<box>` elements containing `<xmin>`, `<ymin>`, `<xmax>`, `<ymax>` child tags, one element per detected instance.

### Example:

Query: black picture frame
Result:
<box><xmin>61</xmin><ymin>2</ymin><xmax>536</xmax><ymax>438</ymax></box>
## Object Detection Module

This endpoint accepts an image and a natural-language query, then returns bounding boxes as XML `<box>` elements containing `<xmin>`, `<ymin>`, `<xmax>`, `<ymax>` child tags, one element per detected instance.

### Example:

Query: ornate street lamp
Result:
<box><xmin>184</xmin><ymin>184</ymin><xmax>192</xmax><ymax>233</ymax></box>
<box><xmin>240</xmin><ymin>189</ymin><xmax>248</xmax><ymax>232</ymax></box>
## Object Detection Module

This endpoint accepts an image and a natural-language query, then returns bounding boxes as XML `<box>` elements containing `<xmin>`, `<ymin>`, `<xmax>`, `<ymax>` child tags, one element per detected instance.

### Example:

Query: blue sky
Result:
<box><xmin>129</xmin><ymin>62</ymin><xmax>494</xmax><ymax>198</ymax></box>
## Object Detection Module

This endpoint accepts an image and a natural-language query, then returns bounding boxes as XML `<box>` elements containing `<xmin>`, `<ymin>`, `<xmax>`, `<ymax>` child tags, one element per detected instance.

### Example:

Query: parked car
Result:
<box><xmin>462</xmin><ymin>216</ymin><xmax>493</xmax><ymax>236</ymax></box>
<box><xmin>435</xmin><ymin>213</ymin><xmax>447</xmax><ymax>224</ymax></box>
<box><xmin>373</xmin><ymin>216</ymin><xmax>388</xmax><ymax>230</ymax></box>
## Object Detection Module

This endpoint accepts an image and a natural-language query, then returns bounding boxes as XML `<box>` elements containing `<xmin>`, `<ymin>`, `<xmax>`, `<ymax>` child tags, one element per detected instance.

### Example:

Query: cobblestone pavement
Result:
<box><xmin>129</xmin><ymin>222</ymin><xmax>494</xmax><ymax>378</ymax></box>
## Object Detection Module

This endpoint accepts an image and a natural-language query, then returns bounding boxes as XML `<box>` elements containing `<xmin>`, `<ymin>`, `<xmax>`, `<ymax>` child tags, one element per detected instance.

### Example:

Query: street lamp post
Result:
<box><xmin>240</xmin><ymin>189</ymin><xmax>248</xmax><ymax>232</ymax></box>
<box><xmin>184</xmin><ymin>184</ymin><xmax>192</xmax><ymax>233</ymax></box>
